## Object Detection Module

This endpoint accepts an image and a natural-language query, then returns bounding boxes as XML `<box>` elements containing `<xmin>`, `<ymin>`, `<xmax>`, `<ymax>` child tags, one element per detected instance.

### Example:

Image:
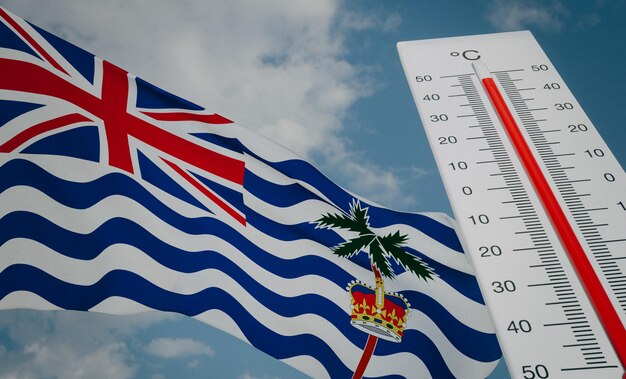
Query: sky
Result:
<box><xmin>0</xmin><ymin>1</ymin><xmax>624</xmax><ymax>378</ymax></box>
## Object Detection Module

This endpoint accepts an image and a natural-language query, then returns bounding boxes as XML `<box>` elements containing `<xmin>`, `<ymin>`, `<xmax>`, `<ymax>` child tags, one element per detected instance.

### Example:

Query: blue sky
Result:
<box><xmin>0</xmin><ymin>1</ymin><xmax>624</xmax><ymax>378</ymax></box>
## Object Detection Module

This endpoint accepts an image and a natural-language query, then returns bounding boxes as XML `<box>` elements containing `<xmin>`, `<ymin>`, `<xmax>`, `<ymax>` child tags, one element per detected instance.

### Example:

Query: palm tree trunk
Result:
<box><xmin>352</xmin><ymin>265</ymin><xmax>383</xmax><ymax>379</ymax></box>
<box><xmin>352</xmin><ymin>334</ymin><xmax>378</xmax><ymax>379</ymax></box>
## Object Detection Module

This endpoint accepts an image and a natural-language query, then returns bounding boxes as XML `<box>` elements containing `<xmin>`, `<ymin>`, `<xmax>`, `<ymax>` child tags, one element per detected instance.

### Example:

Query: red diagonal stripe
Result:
<box><xmin>161</xmin><ymin>157</ymin><xmax>246</xmax><ymax>226</ymax></box>
<box><xmin>0</xmin><ymin>113</ymin><xmax>91</xmax><ymax>152</ymax></box>
<box><xmin>0</xmin><ymin>8</ymin><xmax>68</xmax><ymax>75</ymax></box>
<box><xmin>0</xmin><ymin>58</ymin><xmax>245</xmax><ymax>186</ymax></box>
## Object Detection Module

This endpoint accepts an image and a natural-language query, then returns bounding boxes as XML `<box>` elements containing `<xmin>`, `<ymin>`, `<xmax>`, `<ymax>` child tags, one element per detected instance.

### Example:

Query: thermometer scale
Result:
<box><xmin>398</xmin><ymin>31</ymin><xmax>625</xmax><ymax>378</ymax></box>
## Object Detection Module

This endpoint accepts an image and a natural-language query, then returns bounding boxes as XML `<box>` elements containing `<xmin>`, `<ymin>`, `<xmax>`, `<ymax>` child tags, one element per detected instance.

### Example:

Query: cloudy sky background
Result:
<box><xmin>0</xmin><ymin>1</ymin><xmax>624</xmax><ymax>378</ymax></box>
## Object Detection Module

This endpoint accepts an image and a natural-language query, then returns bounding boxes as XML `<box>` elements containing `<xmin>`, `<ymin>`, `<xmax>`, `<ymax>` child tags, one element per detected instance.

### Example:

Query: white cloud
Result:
<box><xmin>1</xmin><ymin>339</ymin><xmax>137</xmax><ymax>379</ymax></box>
<box><xmin>22</xmin><ymin>341</ymin><xmax>137</xmax><ymax>379</ymax></box>
<box><xmin>0</xmin><ymin>0</ymin><xmax>412</xmax><ymax>207</ymax></box>
<box><xmin>145</xmin><ymin>338</ymin><xmax>215</xmax><ymax>359</ymax></box>
<box><xmin>486</xmin><ymin>0</ymin><xmax>568</xmax><ymax>32</ymax></box>
<box><xmin>339</xmin><ymin>10</ymin><xmax>402</xmax><ymax>32</ymax></box>
<box><xmin>0</xmin><ymin>310</ymin><xmax>174</xmax><ymax>379</ymax></box>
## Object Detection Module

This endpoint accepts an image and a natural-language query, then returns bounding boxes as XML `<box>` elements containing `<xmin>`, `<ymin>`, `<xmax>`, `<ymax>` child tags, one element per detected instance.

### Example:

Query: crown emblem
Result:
<box><xmin>316</xmin><ymin>201</ymin><xmax>434</xmax><ymax>377</ymax></box>
<box><xmin>347</xmin><ymin>279</ymin><xmax>411</xmax><ymax>343</ymax></box>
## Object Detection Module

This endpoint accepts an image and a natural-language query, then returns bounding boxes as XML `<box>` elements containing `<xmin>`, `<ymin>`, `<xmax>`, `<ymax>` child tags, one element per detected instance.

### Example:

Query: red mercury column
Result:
<box><xmin>472</xmin><ymin>60</ymin><xmax>626</xmax><ymax>375</ymax></box>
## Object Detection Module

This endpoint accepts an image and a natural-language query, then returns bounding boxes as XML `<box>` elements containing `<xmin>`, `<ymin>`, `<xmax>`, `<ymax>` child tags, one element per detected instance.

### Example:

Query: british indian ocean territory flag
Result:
<box><xmin>0</xmin><ymin>7</ymin><xmax>501</xmax><ymax>379</ymax></box>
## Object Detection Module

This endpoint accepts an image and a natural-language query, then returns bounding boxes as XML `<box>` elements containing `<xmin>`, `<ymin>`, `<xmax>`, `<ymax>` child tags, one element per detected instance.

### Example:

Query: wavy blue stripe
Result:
<box><xmin>405</xmin><ymin>247</ymin><xmax>485</xmax><ymax>304</ymax></box>
<box><xmin>0</xmin><ymin>226</ymin><xmax>361</xmax><ymax>339</ymax></box>
<box><xmin>366</xmin><ymin>208</ymin><xmax>463</xmax><ymax>253</ymax></box>
<box><xmin>0</xmin><ymin>265</ymin><xmax>497</xmax><ymax>378</ymax></box>
<box><xmin>0</xmin><ymin>159</ymin><xmax>336</xmax><ymax>245</ymax></box>
<box><xmin>0</xmin><ymin>264</ymin><xmax>355</xmax><ymax>377</ymax></box>
<box><xmin>0</xmin><ymin>211</ymin><xmax>349</xmax><ymax>285</ymax></box>
<box><xmin>0</xmin><ymin>210</ymin><xmax>499</xmax><ymax>362</ymax></box>
<box><xmin>0</xmin><ymin>160</ymin><xmax>476</xmax><ymax>297</ymax></box>
<box><xmin>245</xmin><ymin>168</ymin><xmax>324</xmax><ymax>207</ymax></box>
<box><xmin>386</xmin><ymin>291</ymin><xmax>501</xmax><ymax>362</ymax></box>
<box><xmin>241</xmin><ymin>147</ymin><xmax>354</xmax><ymax>206</ymax></box>
<box><xmin>0</xmin><ymin>159</ymin><xmax>500</xmax><ymax>361</ymax></box>
<box><xmin>348</xmin><ymin>246</ymin><xmax>484</xmax><ymax>304</ymax></box>
<box><xmin>0</xmin><ymin>204</ymin><xmax>478</xmax><ymax>308</ymax></box>
<box><xmin>250</xmin><ymin>208</ymin><xmax>480</xmax><ymax>304</ymax></box>
<box><xmin>0</xmin><ymin>159</ymin><xmax>200</xmax><ymax>229</ymax></box>
<box><xmin>246</xmin><ymin>205</ymin><xmax>331</xmax><ymax>242</ymax></box>
<box><xmin>373</xmin><ymin>330</ymin><xmax>457</xmax><ymax>379</ymax></box>
<box><xmin>240</xmin><ymin>148</ymin><xmax>462</xmax><ymax>252</ymax></box>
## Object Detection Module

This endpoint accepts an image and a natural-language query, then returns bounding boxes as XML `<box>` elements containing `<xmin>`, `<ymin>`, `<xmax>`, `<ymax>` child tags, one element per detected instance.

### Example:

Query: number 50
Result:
<box><xmin>522</xmin><ymin>364</ymin><xmax>549</xmax><ymax>378</ymax></box>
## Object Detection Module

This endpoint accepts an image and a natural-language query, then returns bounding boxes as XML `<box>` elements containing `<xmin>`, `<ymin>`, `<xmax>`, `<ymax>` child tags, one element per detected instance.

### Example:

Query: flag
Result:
<box><xmin>0</xmin><ymin>7</ymin><xmax>501</xmax><ymax>378</ymax></box>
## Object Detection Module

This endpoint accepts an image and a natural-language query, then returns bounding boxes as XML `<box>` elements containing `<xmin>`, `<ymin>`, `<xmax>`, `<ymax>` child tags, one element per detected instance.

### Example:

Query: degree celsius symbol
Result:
<box><xmin>450</xmin><ymin>49</ymin><xmax>481</xmax><ymax>60</ymax></box>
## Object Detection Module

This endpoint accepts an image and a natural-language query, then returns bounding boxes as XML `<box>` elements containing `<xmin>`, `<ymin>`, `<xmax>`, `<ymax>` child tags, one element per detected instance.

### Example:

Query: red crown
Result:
<box><xmin>347</xmin><ymin>279</ymin><xmax>411</xmax><ymax>343</ymax></box>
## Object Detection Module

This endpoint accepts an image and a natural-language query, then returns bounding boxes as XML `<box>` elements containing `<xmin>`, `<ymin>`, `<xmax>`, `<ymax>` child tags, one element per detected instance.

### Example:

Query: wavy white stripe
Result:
<box><xmin>89</xmin><ymin>296</ymin><xmax>165</xmax><ymax>315</ymax></box>
<box><xmin>0</xmin><ymin>289</ymin><xmax>497</xmax><ymax>379</ymax></box>
<box><xmin>0</xmin><ymin>239</ymin><xmax>346</xmax><ymax>308</ymax></box>
<box><xmin>0</xmin><ymin>253</ymin><xmax>364</xmax><ymax>367</ymax></box>
<box><xmin>244</xmin><ymin>153</ymin><xmax>338</xmax><ymax>207</ymax></box>
<box><xmin>372</xmin><ymin>223</ymin><xmax>472</xmax><ymax>274</ymax></box>
<box><xmin>1</xmin><ymin>154</ymin><xmax>464</xmax><ymax>270</ymax></box>
<box><xmin>244</xmin><ymin>188</ymin><xmax>339</xmax><ymax>225</ymax></box>
<box><xmin>195</xmin><ymin>311</ymin><xmax>497</xmax><ymax>379</ymax></box>
<box><xmin>0</xmin><ymin>185</ymin><xmax>341</xmax><ymax>261</ymax></box>
<box><xmin>0</xmin><ymin>230</ymin><xmax>493</xmax><ymax>335</ymax></box>
<box><xmin>90</xmin><ymin>300</ymin><xmax>252</xmax><ymax>346</ymax></box>
<box><xmin>0</xmin><ymin>238</ymin><xmax>492</xmax><ymax>372</ymax></box>
<box><xmin>0</xmin><ymin>291</ymin><xmax>62</xmax><ymax>311</ymax></box>
<box><xmin>244</xmin><ymin>185</ymin><xmax>469</xmax><ymax>273</ymax></box>
<box><xmin>194</xmin><ymin>310</ymin><xmax>496</xmax><ymax>379</ymax></box>
<box><xmin>411</xmin><ymin>309</ymin><xmax>499</xmax><ymax>379</ymax></box>
<box><xmin>401</xmin><ymin>277</ymin><xmax>494</xmax><ymax>334</ymax></box>
<box><xmin>21</xmin><ymin>155</ymin><xmax>222</xmax><ymax>220</ymax></box>
<box><xmin>0</xmin><ymin>185</ymin><xmax>494</xmax><ymax>332</ymax></box>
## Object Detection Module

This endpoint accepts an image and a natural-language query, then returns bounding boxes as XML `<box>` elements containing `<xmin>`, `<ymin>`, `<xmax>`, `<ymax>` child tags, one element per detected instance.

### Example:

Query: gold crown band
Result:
<box><xmin>347</xmin><ymin>281</ymin><xmax>411</xmax><ymax>343</ymax></box>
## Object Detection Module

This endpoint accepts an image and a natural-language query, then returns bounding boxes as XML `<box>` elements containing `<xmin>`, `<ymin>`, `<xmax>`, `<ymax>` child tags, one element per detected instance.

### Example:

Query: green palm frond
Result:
<box><xmin>315</xmin><ymin>212</ymin><xmax>358</xmax><ymax>231</ymax></box>
<box><xmin>315</xmin><ymin>200</ymin><xmax>435</xmax><ymax>281</ymax></box>
<box><xmin>378</xmin><ymin>231</ymin><xmax>408</xmax><ymax>248</ymax></box>
<box><xmin>382</xmin><ymin>241</ymin><xmax>435</xmax><ymax>282</ymax></box>
<box><xmin>332</xmin><ymin>234</ymin><xmax>376</xmax><ymax>258</ymax></box>
<box><xmin>369</xmin><ymin>241</ymin><xmax>394</xmax><ymax>279</ymax></box>
<box><xmin>348</xmin><ymin>201</ymin><xmax>370</xmax><ymax>234</ymax></box>
<box><xmin>315</xmin><ymin>201</ymin><xmax>371</xmax><ymax>234</ymax></box>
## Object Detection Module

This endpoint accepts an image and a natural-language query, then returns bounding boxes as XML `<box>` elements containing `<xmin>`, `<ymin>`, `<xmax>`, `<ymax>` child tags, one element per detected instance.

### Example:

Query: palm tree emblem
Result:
<box><xmin>316</xmin><ymin>200</ymin><xmax>435</xmax><ymax>379</ymax></box>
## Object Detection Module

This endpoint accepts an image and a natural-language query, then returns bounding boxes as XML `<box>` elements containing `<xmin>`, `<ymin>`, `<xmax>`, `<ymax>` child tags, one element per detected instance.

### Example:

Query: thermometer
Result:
<box><xmin>398</xmin><ymin>31</ymin><xmax>625</xmax><ymax>378</ymax></box>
